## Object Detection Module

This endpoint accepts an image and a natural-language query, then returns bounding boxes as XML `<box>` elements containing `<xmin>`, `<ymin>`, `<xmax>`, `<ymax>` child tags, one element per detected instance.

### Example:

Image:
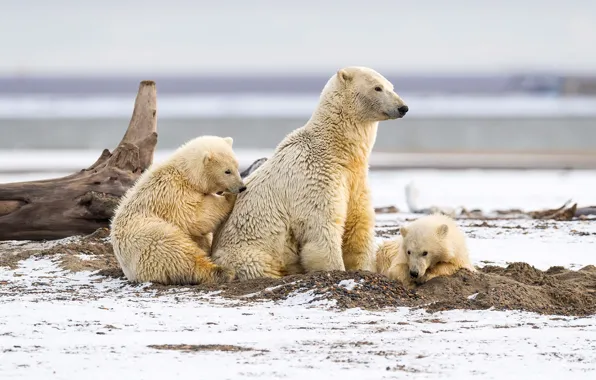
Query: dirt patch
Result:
<box><xmin>374</xmin><ymin>205</ymin><xmax>399</xmax><ymax>214</ymax></box>
<box><xmin>1</xmin><ymin>228</ymin><xmax>594</xmax><ymax>316</ymax></box>
<box><xmin>44</xmin><ymin>228</ymin><xmax>121</xmax><ymax>275</ymax></box>
<box><xmin>151</xmin><ymin>265</ymin><xmax>595</xmax><ymax>316</ymax></box>
<box><xmin>0</xmin><ymin>228</ymin><xmax>122</xmax><ymax>276</ymax></box>
<box><xmin>192</xmin><ymin>270</ymin><xmax>421</xmax><ymax>310</ymax></box>
<box><xmin>417</xmin><ymin>263</ymin><xmax>596</xmax><ymax>316</ymax></box>
<box><xmin>147</xmin><ymin>344</ymin><xmax>264</xmax><ymax>353</ymax></box>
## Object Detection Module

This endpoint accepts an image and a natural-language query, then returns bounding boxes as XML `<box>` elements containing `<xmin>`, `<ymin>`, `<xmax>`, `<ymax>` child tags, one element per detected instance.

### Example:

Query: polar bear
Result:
<box><xmin>376</xmin><ymin>213</ymin><xmax>475</xmax><ymax>288</ymax></box>
<box><xmin>212</xmin><ymin>66</ymin><xmax>409</xmax><ymax>280</ymax></box>
<box><xmin>110</xmin><ymin>135</ymin><xmax>246</xmax><ymax>285</ymax></box>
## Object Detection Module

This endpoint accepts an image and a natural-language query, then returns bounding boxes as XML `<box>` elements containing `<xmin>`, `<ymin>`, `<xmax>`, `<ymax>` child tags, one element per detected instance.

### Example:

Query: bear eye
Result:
<box><xmin>422</xmin><ymin>251</ymin><xmax>428</xmax><ymax>257</ymax></box>
<box><xmin>407</xmin><ymin>250</ymin><xmax>411</xmax><ymax>255</ymax></box>
<box><xmin>374</xmin><ymin>86</ymin><xmax>382</xmax><ymax>92</ymax></box>
<box><xmin>225</xmin><ymin>169</ymin><xmax>232</xmax><ymax>175</ymax></box>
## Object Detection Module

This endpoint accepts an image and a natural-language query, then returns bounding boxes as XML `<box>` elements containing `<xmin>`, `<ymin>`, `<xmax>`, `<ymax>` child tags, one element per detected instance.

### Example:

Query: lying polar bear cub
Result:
<box><xmin>110</xmin><ymin>135</ymin><xmax>245</xmax><ymax>285</ymax></box>
<box><xmin>376</xmin><ymin>213</ymin><xmax>475</xmax><ymax>288</ymax></box>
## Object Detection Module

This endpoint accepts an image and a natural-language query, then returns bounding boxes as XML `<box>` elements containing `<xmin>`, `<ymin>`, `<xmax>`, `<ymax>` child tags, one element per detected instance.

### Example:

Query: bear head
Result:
<box><xmin>173</xmin><ymin>135</ymin><xmax>246</xmax><ymax>195</ymax></box>
<box><xmin>332</xmin><ymin>66</ymin><xmax>409</xmax><ymax>122</ymax></box>
<box><xmin>400</xmin><ymin>217</ymin><xmax>454</xmax><ymax>282</ymax></box>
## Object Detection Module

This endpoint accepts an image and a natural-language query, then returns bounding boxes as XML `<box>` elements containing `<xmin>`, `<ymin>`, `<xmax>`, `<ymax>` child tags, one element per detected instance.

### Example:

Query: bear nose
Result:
<box><xmin>239</xmin><ymin>186</ymin><xmax>247</xmax><ymax>193</ymax></box>
<box><xmin>409</xmin><ymin>270</ymin><xmax>419</xmax><ymax>278</ymax></box>
<box><xmin>398</xmin><ymin>105</ymin><xmax>409</xmax><ymax>116</ymax></box>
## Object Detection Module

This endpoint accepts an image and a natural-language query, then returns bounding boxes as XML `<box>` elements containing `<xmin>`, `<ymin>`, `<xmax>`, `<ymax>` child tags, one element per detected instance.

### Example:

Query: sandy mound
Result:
<box><xmin>1</xmin><ymin>229</ymin><xmax>594</xmax><ymax>316</ymax></box>
<box><xmin>417</xmin><ymin>263</ymin><xmax>596</xmax><ymax>316</ymax></box>
<box><xmin>189</xmin><ymin>266</ymin><xmax>596</xmax><ymax>316</ymax></box>
<box><xmin>0</xmin><ymin>227</ymin><xmax>121</xmax><ymax>276</ymax></box>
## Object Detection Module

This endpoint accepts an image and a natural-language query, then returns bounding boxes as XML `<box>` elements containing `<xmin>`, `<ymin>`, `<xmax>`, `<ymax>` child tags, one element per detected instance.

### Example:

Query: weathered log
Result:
<box><xmin>0</xmin><ymin>81</ymin><xmax>158</xmax><ymax>241</ymax></box>
<box><xmin>240</xmin><ymin>157</ymin><xmax>267</xmax><ymax>178</ymax></box>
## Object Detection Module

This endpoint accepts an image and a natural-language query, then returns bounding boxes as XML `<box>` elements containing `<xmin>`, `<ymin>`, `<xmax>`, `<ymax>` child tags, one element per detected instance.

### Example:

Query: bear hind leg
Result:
<box><xmin>192</xmin><ymin>254</ymin><xmax>235</xmax><ymax>284</ymax></box>
<box><xmin>134</xmin><ymin>220</ymin><xmax>233</xmax><ymax>285</ymax></box>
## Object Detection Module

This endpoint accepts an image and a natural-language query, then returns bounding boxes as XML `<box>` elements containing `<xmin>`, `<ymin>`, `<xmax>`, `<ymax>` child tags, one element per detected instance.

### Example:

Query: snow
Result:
<box><xmin>369</xmin><ymin>169</ymin><xmax>596</xmax><ymax>212</ymax></box>
<box><xmin>1</xmin><ymin>169</ymin><xmax>596</xmax><ymax>379</ymax></box>
<box><xmin>337</xmin><ymin>279</ymin><xmax>362</xmax><ymax>291</ymax></box>
<box><xmin>1</xmin><ymin>255</ymin><xmax>595</xmax><ymax>379</ymax></box>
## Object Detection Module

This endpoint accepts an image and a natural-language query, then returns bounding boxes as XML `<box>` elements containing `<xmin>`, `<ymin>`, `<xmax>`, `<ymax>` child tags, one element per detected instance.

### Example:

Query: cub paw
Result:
<box><xmin>213</xmin><ymin>265</ymin><xmax>236</xmax><ymax>283</ymax></box>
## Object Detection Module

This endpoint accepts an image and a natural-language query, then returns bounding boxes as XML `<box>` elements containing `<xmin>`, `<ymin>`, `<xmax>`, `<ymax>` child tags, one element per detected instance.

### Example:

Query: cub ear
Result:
<box><xmin>203</xmin><ymin>151</ymin><xmax>213</xmax><ymax>164</ymax></box>
<box><xmin>337</xmin><ymin>68</ymin><xmax>352</xmax><ymax>83</ymax></box>
<box><xmin>223</xmin><ymin>137</ymin><xmax>233</xmax><ymax>147</ymax></box>
<box><xmin>437</xmin><ymin>224</ymin><xmax>449</xmax><ymax>238</ymax></box>
<box><xmin>399</xmin><ymin>226</ymin><xmax>408</xmax><ymax>238</ymax></box>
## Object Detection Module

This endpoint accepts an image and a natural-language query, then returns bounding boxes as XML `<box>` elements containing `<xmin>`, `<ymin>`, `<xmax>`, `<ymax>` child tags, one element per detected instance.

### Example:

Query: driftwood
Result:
<box><xmin>528</xmin><ymin>200</ymin><xmax>577</xmax><ymax>221</ymax></box>
<box><xmin>240</xmin><ymin>158</ymin><xmax>267</xmax><ymax>178</ymax></box>
<box><xmin>0</xmin><ymin>81</ymin><xmax>158</xmax><ymax>241</ymax></box>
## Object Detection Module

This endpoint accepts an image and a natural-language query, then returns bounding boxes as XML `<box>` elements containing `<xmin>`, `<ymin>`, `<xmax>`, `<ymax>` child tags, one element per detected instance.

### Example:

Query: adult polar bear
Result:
<box><xmin>212</xmin><ymin>66</ymin><xmax>408</xmax><ymax>280</ymax></box>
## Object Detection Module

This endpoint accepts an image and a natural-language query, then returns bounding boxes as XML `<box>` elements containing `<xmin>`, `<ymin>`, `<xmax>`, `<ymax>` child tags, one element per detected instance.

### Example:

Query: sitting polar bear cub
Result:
<box><xmin>212</xmin><ymin>66</ymin><xmax>409</xmax><ymax>280</ymax></box>
<box><xmin>110</xmin><ymin>135</ymin><xmax>245</xmax><ymax>285</ymax></box>
<box><xmin>376</xmin><ymin>213</ymin><xmax>475</xmax><ymax>288</ymax></box>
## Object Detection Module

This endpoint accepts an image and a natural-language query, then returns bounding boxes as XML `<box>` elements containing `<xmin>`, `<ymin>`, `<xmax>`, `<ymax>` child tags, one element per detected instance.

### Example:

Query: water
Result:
<box><xmin>0</xmin><ymin>94</ymin><xmax>595</xmax><ymax>170</ymax></box>
<box><xmin>2</xmin><ymin>94</ymin><xmax>596</xmax><ymax>119</ymax></box>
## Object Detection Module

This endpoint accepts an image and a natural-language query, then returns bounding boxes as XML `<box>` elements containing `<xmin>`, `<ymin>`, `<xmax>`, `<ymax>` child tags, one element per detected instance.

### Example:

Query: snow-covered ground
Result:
<box><xmin>1</xmin><ymin>170</ymin><xmax>595</xmax><ymax>379</ymax></box>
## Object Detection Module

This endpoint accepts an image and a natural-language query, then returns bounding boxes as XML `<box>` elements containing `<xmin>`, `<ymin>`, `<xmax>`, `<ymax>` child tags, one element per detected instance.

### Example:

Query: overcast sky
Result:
<box><xmin>1</xmin><ymin>0</ymin><xmax>595</xmax><ymax>76</ymax></box>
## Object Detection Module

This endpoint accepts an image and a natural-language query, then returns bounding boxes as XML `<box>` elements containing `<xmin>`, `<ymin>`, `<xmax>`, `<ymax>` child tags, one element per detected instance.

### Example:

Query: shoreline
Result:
<box><xmin>2</xmin><ymin>150</ymin><xmax>596</xmax><ymax>173</ymax></box>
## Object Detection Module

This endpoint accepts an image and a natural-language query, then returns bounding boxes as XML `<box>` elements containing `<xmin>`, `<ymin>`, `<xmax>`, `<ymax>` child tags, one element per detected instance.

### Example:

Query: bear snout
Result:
<box><xmin>228</xmin><ymin>183</ymin><xmax>247</xmax><ymax>194</ymax></box>
<box><xmin>384</xmin><ymin>105</ymin><xmax>409</xmax><ymax>119</ymax></box>
<box><xmin>409</xmin><ymin>269</ymin><xmax>419</xmax><ymax>278</ymax></box>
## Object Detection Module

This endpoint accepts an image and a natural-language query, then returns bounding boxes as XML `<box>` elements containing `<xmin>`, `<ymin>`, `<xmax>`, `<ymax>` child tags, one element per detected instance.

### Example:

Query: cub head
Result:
<box><xmin>176</xmin><ymin>136</ymin><xmax>246</xmax><ymax>195</ymax></box>
<box><xmin>400</xmin><ymin>221</ymin><xmax>451</xmax><ymax>282</ymax></box>
<box><xmin>334</xmin><ymin>66</ymin><xmax>408</xmax><ymax>122</ymax></box>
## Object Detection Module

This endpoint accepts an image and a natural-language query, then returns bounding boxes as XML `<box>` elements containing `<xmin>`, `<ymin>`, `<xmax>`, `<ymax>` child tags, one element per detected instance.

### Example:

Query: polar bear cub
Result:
<box><xmin>110</xmin><ymin>135</ymin><xmax>245</xmax><ymax>285</ymax></box>
<box><xmin>376</xmin><ymin>213</ymin><xmax>475</xmax><ymax>287</ymax></box>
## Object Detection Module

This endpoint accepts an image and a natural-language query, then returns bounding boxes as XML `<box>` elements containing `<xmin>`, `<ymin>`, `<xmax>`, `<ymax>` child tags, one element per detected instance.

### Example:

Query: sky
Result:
<box><xmin>0</xmin><ymin>0</ymin><xmax>595</xmax><ymax>76</ymax></box>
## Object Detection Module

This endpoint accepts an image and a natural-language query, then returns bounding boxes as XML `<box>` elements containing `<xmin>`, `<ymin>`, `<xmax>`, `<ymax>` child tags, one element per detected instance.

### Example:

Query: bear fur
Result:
<box><xmin>376</xmin><ymin>237</ymin><xmax>402</xmax><ymax>277</ymax></box>
<box><xmin>212</xmin><ymin>66</ymin><xmax>408</xmax><ymax>280</ymax></box>
<box><xmin>110</xmin><ymin>135</ymin><xmax>246</xmax><ymax>285</ymax></box>
<box><xmin>376</xmin><ymin>213</ymin><xmax>475</xmax><ymax>288</ymax></box>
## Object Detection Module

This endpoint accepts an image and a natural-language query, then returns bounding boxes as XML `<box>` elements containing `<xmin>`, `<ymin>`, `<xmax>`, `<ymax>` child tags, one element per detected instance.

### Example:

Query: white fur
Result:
<box><xmin>212</xmin><ymin>67</ymin><xmax>408</xmax><ymax>280</ymax></box>
<box><xmin>376</xmin><ymin>213</ymin><xmax>475</xmax><ymax>288</ymax></box>
<box><xmin>110</xmin><ymin>135</ymin><xmax>243</xmax><ymax>285</ymax></box>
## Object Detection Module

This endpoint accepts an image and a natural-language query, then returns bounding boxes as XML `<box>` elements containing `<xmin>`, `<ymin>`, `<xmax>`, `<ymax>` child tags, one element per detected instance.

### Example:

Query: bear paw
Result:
<box><xmin>212</xmin><ymin>265</ymin><xmax>236</xmax><ymax>283</ymax></box>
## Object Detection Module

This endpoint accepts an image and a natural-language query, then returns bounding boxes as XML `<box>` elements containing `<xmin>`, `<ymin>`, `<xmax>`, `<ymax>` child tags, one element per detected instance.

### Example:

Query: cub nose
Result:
<box><xmin>239</xmin><ymin>186</ymin><xmax>247</xmax><ymax>193</ymax></box>
<box><xmin>398</xmin><ymin>105</ymin><xmax>409</xmax><ymax>116</ymax></box>
<box><xmin>409</xmin><ymin>270</ymin><xmax>419</xmax><ymax>278</ymax></box>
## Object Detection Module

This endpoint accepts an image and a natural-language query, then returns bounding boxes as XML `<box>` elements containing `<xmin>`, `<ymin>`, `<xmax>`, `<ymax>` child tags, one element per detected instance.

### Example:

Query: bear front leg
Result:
<box><xmin>419</xmin><ymin>262</ymin><xmax>461</xmax><ymax>284</ymax></box>
<box><xmin>342</xmin><ymin>181</ymin><xmax>376</xmax><ymax>272</ymax></box>
<box><xmin>386</xmin><ymin>263</ymin><xmax>416</xmax><ymax>289</ymax></box>
<box><xmin>188</xmin><ymin>194</ymin><xmax>237</xmax><ymax>237</ymax></box>
<box><xmin>192</xmin><ymin>233</ymin><xmax>213</xmax><ymax>254</ymax></box>
<box><xmin>214</xmin><ymin>193</ymin><xmax>237</xmax><ymax>222</ymax></box>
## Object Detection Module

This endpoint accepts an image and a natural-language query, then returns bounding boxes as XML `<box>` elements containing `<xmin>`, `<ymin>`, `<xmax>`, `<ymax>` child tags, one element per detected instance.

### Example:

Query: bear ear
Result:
<box><xmin>223</xmin><ymin>137</ymin><xmax>233</xmax><ymax>147</ymax></box>
<box><xmin>337</xmin><ymin>68</ymin><xmax>352</xmax><ymax>83</ymax></box>
<box><xmin>203</xmin><ymin>151</ymin><xmax>213</xmax><ymax>164</ymax></box>
<box><xmin>437</xmin><ymin>224</ymin><xmax>449</xmax><ymax>238</ymax></box>
<box><xmin>399</xmin><ymin>226</ymin><xmax>408</xmax><ymax>238</ymax></box>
